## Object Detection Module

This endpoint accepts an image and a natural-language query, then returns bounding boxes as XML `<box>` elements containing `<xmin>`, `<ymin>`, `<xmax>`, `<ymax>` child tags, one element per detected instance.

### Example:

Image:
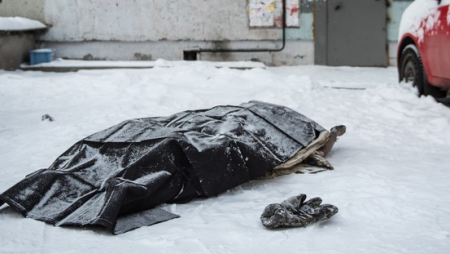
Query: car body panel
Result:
<box><xmin>397</xmin><ymin>0</ymin><xmax>450</xmax><ymax>89</ymax></box>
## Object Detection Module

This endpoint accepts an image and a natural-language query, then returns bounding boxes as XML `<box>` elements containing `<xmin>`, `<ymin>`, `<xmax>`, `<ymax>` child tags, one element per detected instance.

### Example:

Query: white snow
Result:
<box><xmin>1</xmin><ymin>63</ymin><xmax>450</xmax><ymax>253</ymax></box>
<box><xmin>21</xmin><ymin>58</ymin><xmax>266</xmax><ymax>69</ymax></box>
<box><xmin>446</xmin><ymin>0</ymin><xmax>450</xmax><ymax>25</ymax></box>
<box><xmin>398</xmin><ymin>0</ymin><xmax>440</xmax><ymax>42</ymax></box>
<box><xmin>0</xmin><ymin>17</ymin><xmax>46</xmax><ymax>31</ymax></box>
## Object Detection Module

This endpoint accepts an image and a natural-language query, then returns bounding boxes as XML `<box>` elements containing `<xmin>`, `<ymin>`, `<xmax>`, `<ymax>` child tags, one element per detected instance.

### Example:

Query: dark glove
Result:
<box><xmin>260</xmin><ymin>194</ymin><xmax>338</xmax><ymax>228</ymax></box>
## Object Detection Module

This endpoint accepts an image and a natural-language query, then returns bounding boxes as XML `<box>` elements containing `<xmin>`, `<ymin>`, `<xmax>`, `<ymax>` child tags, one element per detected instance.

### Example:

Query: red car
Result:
<box><xmin>397</xmin><ymin>0</ymin><xmax>450</xmax><ymax>99</ymax></box>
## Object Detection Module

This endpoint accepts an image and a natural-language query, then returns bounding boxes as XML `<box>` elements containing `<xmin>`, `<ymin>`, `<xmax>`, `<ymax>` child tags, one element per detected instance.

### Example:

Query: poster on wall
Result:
<box><xmin>249</xmin><ymin>0</ymin><xmax>300</xmax><ymax>28</ymax></box>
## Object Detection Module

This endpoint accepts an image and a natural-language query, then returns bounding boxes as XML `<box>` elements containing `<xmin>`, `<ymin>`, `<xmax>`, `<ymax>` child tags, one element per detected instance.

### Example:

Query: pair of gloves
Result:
<box><xmin>261</xmin><ymin>194</ymin><xmax>338</xmax><ymax>228</ymax></box>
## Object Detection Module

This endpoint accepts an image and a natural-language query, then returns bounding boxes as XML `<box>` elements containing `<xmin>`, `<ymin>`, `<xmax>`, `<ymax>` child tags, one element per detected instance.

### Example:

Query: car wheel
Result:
<box><xmin>399</xmin><ymin>44</ymin><xmax>447</xmax><ymax>99</ymax></box>
<box><xmin>399</xmin><ymin>45</ymin><xmax>425</xmax><ymax>96</ymax></box>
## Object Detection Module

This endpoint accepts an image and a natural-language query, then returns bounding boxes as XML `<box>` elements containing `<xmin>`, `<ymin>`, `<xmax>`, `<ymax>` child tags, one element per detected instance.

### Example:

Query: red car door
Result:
<box><xmin>423</xmin><ymin>2</ymin><xmax>450</xmax><ymax>81</ymax></box>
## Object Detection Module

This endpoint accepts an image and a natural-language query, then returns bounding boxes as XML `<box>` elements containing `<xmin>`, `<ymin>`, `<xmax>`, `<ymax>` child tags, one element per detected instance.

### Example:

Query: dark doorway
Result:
<box><xmin>315</xmin><ymin>0</ymin><xmax>388</xmax><ymax>67</ymax></box>
<box><xmin>183</xmin><ymin>50</ymin><xmax>198</xmax><ymax>61</ymax></box>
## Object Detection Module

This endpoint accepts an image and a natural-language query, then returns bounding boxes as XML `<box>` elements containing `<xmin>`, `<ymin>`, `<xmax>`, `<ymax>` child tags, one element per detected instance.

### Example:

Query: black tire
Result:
<box><xmin>399</xmin><ymin>45</ymin><xmax>425</xmax><ymax>96</ymax></box>
<box><xmin>399</xmin><ymin>44</ymin><xmax>447</xmax><ymax>99</ymax></box>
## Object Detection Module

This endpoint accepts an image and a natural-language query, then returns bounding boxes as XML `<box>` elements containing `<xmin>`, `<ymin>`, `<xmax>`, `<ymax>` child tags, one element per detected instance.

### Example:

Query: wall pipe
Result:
<box><xmin>189</xmin><ymin>0</ymin><xmax>287</xmax><ymax>56</ymax></box>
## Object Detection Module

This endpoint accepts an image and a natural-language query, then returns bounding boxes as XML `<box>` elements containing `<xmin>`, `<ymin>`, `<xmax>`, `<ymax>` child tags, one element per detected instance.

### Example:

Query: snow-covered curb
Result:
<box><xmin>20</xmin><ymin>58</ymin><xmax>266</xmax><ymax>70</ymax></box>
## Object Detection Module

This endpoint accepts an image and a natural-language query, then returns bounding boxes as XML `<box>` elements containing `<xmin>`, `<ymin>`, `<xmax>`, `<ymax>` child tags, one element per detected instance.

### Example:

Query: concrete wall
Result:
<box><xmin>43</xmin><ymin>40</ymin><xmax>314</xmax><ymax>65</ymax></box>
<box><xmin>0</xmin><ymin>0</ymin><xmax>45</xmax><ymax>70</ymax></box>
<box><xmin>0</xmin><ymin>33</ymin><xmax>36</xmax><ymax>70</ymax></box>
<box><xmin>0</xmin><ymin>0</ymin><xmax>45</xmax><ymax>21</ymax></box>
<box><xmin>0</xmin><ymin>0</ymin><xmax>408</xmax><ymax>43</ymax></box>
<box><xmin>37</xmin><ymin>0</ymin><xmax>316</xmax><ymax>66</ymax></box>
<box><xmin>41</xmin><ymin>0</ymin><xmax>281</xmax><ymax>42</ymax></box>
<box><xmin>0</xmin><ymin>0</ymin><xmax>414</xmax><ymax>66</ymax></box>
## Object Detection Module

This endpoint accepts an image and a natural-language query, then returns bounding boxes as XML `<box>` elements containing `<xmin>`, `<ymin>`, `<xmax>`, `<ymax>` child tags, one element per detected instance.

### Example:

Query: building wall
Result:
<box><xmin>388</xmin><ymin>0</ymin><xmax>414</xmax><ymax>65</ymax></box>
<box><xmin>0</xmin><ymin>0</ymin><xmax>413</xmax><ymax>66</ymax></box>
<box><xmin>0</xmin><ymin>0</ymin><xmax>45</xmax><ymax>21</ymax></box>
<box><xmin>0</xmin><ymin>33</ymin><xmax>36</xmax><ymax>70</ymax></box>
<box><xmin>42</xmin><ymin>40</ymin><xmax>313</xmax><ymax>65</ymax></box>
<box><xmin>38</xmin><ymin>0</ymin><xmax>313</xmax><ymax>42</ymax></box>
<box><xmin>43</xmin><ymin>0</ymin><xmax>277</xmax><ymax>41</ymax></box>
<box><xmin>38</xmin><ymin>0</ymin><xmax>316</xmax><ymax>65</ymax></box>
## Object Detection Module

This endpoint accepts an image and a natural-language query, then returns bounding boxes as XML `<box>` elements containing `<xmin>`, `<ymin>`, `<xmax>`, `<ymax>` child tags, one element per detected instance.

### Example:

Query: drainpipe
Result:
<box><xmin>184</xmin><ymin>0</ymin><xmax>287</xmax><ymax>59</ymax></box>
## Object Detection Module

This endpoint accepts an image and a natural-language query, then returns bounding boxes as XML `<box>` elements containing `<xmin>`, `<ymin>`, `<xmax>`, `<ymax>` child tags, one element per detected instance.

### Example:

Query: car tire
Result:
<box><xmin>399</xmin><ymin>44</ymin><xmax>447</xmax><ymax>99</ymax></box>
<box><xmin>399</xmin><ymin>45</ymin><xmax>425</xmax><ymax>95</ymax></box>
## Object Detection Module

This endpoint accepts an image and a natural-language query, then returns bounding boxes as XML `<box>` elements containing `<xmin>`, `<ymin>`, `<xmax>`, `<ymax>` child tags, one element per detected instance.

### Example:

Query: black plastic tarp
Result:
<box><xmin>0</xmin><ymin>101</ymin><xmax>325</xmax><ymax>234</ymax></box>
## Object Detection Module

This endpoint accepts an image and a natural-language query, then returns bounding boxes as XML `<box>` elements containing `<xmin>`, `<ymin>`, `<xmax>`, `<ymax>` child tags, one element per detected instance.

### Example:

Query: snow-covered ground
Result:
<box><xmin>21</xmin><ymin>58</ymin><xmax>265</xmax><ymax>69</ymax></box>
<box><xmin>0</xmin><ymin>63</ymin><xmax>449</xmax><ymax>253</ymax></box>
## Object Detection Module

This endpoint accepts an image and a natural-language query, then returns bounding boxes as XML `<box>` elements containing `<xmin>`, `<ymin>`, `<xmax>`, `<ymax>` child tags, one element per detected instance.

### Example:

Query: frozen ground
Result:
<box><xmin>0</xmin><ymin>63</ymin><xmax>449</xmax><ymax>253</ymax></box>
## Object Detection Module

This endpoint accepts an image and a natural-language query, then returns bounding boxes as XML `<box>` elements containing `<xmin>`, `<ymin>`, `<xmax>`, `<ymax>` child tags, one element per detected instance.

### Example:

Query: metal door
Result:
<box><xmin>326</xmin><ymin>0</ymin><xmax>387</xmax><ymax>67</ymax></box>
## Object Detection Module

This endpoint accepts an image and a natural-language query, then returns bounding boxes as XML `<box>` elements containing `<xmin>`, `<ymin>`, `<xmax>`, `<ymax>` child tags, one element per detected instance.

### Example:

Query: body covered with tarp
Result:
<box><xmin>0</xmin><ymin>101</ymin><xmax>326</xmax><ymax>234</ymax></box>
